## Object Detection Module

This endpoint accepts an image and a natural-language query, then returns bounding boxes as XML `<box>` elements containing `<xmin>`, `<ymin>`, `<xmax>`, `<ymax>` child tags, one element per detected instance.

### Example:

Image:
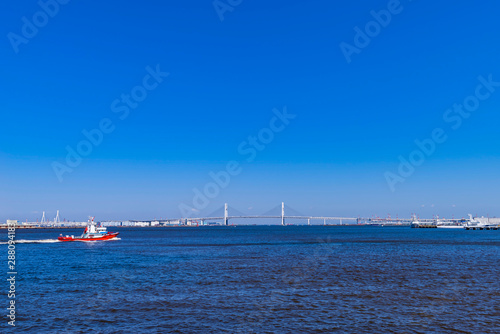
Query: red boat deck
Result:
<box><xmin>58</xmin><ymin>232</ymin><xmax>119</xmax><ymax>242</ymax></box>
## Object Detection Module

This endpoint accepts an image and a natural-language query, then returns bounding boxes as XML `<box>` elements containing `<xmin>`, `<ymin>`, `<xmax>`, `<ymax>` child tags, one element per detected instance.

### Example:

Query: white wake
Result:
<box><xmin>0</xmin><ymin>239</ymin><xmax>60</xmax><ymax>244</ymax></box>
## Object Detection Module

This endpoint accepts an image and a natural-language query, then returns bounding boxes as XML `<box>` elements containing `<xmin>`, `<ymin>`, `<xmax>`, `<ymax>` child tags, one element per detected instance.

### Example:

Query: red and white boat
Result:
<box><xmin>58</xmin><ymin>217</ymin><xmax>119</xmax><ymax>242</ymax></box>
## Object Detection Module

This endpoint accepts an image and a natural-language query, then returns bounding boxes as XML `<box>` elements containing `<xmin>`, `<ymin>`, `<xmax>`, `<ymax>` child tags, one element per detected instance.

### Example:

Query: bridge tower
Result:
<box><xmin>281</xmin><ymin>202</ymin><xmax>285</xmax><ymax>226</ymax></box>
<box><xmin>224</xmin><ymin>203</ymin><xmax>228</xmax><ymax>226</ymax></box>
<box><xmin>54</xmin><ymin>210</ymin><xmax>60</xmax><ymax>223</ymax></box>
<box><xmin>41</xmin><ymin>211</ymin><xmax>46</xmax><ymax>224</ymax></box>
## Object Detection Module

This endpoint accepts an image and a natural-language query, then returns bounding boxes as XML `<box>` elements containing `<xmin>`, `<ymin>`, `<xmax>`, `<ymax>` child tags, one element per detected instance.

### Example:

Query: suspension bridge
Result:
<box><xmin>173</xmin><ymin>203</ymin><xmax>418</xmax><ymax>226</ymax></box>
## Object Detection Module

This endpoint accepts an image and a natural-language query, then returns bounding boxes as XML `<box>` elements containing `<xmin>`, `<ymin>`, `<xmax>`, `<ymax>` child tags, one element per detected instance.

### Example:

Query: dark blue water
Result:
<box><xmin>3</xmin><ymin>226</ymin><xmax>500</xmax><ymax>333</ymax></box>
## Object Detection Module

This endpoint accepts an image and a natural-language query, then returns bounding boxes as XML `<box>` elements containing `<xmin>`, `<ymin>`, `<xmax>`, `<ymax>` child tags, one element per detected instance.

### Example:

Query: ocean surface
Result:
<box><xmin>2</xmin><ymin>226</ymin><xmax>500</xmax><ymax>333</ymax></box>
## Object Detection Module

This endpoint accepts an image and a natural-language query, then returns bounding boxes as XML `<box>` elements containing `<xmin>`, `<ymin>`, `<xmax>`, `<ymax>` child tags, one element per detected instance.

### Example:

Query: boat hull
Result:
<box><xmin>58</xmin><ymin>232</ymin><xmax>119</xmax><ymax>242</ymax></box>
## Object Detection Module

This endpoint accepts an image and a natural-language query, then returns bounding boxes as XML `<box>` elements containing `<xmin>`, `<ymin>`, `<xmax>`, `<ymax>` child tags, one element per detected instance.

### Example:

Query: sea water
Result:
<box><xmin>2</xmin><ymin>226</ymin><xmax>499</xmax><ymax>333</ymax></box>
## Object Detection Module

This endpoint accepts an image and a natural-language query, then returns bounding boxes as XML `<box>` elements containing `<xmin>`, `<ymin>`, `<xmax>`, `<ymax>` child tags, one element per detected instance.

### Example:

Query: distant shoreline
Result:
<box><xmin>0</xmin><ymin>224</ymin><xmax>411</xmax><ymax>229</ymax></box>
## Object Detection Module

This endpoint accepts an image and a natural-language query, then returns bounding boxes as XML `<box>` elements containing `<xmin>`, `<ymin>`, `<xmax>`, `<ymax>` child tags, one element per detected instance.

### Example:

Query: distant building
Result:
<box><xmin>101</xmin><ymin>221</ymin><xmax>122</xmax><ymax>227</ymax></box>
<box><xmin>475</xmin><ymin>216</ymin><xmax>500</xmax><ymax>224</ymax></box>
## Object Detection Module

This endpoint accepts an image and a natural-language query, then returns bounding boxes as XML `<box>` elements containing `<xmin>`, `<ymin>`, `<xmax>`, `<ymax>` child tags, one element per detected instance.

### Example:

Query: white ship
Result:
<box><xmin>436</xmin><ymin>217</ymin><xmax>465</xmax><ymax>229</ymax></box>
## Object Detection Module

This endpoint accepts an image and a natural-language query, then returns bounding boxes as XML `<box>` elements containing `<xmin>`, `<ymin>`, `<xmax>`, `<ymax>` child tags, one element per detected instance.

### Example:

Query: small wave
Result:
<box><xmin>0</xmin><ymin>239</ymin><xmax>60</xmax><ymax>244</ymax></box>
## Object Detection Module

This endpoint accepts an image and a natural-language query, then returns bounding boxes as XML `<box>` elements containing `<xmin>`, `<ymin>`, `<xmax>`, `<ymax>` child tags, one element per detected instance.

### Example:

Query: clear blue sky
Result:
<box><xmin>2</xmin><ymin>0</ymin><xmax>500</xmax><ymax>222</ymax></box>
